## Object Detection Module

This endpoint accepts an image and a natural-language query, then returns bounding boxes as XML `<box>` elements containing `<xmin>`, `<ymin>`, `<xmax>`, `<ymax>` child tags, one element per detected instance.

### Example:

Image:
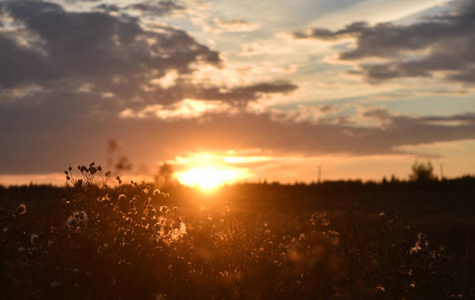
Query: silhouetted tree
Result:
<box><xmin>106</xmin><ymin>139</ymin><xmax>132</xmax><ymax>175</ymax></box>
<box><xmin>409</xmin><ymin>161</ymin><xmax>436</xmax><ymax>183</ymax></box>
<box><xmin>154</xmin><ymin>163</ymin><xmax>174</xmax><ymax>187</ymax></box>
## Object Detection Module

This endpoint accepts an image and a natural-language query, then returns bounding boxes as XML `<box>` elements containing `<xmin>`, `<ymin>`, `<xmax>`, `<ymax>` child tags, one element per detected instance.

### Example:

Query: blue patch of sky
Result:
<box><xmin>274</xmin><ymin>0</ymin><xmax>368</xmax><ymax>27</ymax></box>
<box><xmin>271</xmin><ymin>96</ymin><xmax>361</xmax><ymax>111</ymax></box>
<box><xmin>394</xmin><ymin>0</ymin><xmax>458</xmax><ymax>25</ymax></box>
<box><xmin>332</xmin><ymin>42</ymin><xmax>353</xmax><ymax>52</ymax></box>
<box><xmin>271</xmin><ymin>93</ymin><xmax>475</xmax><ymax>119</ymax></box>
<box><xmin>296</xmin><ymin>55</ymin><xmax>352</xmax><ymax>74</ymax></box>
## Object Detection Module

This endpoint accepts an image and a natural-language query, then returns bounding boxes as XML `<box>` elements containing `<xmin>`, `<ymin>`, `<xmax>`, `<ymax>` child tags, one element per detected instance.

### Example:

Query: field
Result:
<box><xmin>0</xmin><ymin>169</ymin><xmax>474</xmax><ymax>299</ymax></box>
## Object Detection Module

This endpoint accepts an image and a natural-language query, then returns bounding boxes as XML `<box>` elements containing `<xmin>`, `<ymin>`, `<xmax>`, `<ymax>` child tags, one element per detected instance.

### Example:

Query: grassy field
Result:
<box><xmin>0</xmin><ymin>173</ymin><xmax>473</xmax><ymax>299</ymax></box>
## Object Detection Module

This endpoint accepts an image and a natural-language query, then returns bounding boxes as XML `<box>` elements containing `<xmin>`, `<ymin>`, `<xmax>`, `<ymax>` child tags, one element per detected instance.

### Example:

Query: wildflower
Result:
<box><xmin>310</xmin><ymin>212</ymin><xmax>330</xmax><ymax>226</ymax></box>
<box><xmin>327</xmin><ymin>230</ymin><xmax>340</xmax><ymax>245</ymax></box>
<box><xmin>97</xmin><ymin>244</ymin><xmax>109</xmax><ymax>254</ymax></box>
<box><xmin>142</xmin><ymin>185</ymin><xmax>151</xmax><ymax>194</ymax></box>
<box><xmin>90</xmin><ymin>166</ymin><xmax>97</xmax><ymax>174</ymax></box>
<box><xmin>166</xmin><ymin>221</ymin><xmax>187</xmax><ymax>243</ymax></box>
<box><xmin>32</xmin><ymin>290</ymin><xmax>42</xmax><ymax>299</ymax></box>
<box><xmin>17</xmin><ymin>247</ymin><xmax>27</xmax><ymax>255</ymax></box>
<box><xmin>159</xmin><ymin>206</ymin><xmax>169</xmax><ymax>214</ymax></box>
<box><xmin>379</xmin><ymin>212</ymin><xmax>386</xmax><ymax>219</ymax></box>
<box><xmin>65</xmin><ymin>211</ymin><xmax>88</xmax><ymax>229</ymax></box>
<box><xmin>376</xmin><ymin>285</ymin><xmax>385</xmax><ymax>293</ymax></box>
<box><xmin>118</xmin><ymin>194</ymin><xmax>126</xmax><ymax>202</ymax></box>
<box><xmin>29</xmin><ymin>247</ymin><xmax>39</xmax><ymax>256</ymax></box>
<box><xmin>30</xmin><ymin>233</ymin><xmax>39</xmax><ymax>245</ymax></box>
<box><xmin>16</xmin><ymin>204</ymin><xmax>27</xmax><ymax>215</ymax></box>
<box><xmin>410</xmin><ymin>233</ymin><xmax>429</xmax><ymax>254</ymax></box>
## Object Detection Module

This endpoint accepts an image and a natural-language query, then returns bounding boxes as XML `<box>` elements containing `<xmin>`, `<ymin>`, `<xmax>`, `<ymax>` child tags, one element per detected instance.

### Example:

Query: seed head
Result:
<box><xmin>30</xmin><ymin>233</ymin><xmax>39</xmax><ymax>245</ymax></box>
<box><xmin>16</xmin><ymin>204</ymin><xmax>27</xmax><ymax>215</ymax></box>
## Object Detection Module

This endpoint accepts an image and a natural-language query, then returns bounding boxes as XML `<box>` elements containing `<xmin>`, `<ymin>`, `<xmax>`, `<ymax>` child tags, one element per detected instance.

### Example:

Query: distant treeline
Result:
<box><xmin>1</xmin><ymin>175</ymin><xmax>474</xmax><ymax>201</ymax></box>
<box><xmin>232</xmin><ymin>175</ymin><xmax>475</xmax><ymax>192</ymax></box>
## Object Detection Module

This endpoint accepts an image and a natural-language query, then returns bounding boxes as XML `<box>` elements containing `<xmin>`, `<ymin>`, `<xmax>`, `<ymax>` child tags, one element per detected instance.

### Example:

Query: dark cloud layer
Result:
<box><xmin>1</xmin><ymin>99</ymin><xmax>474</xmax><ymax>174</ymax></box>
<box><xmin>0</xmin><ymin>1</ymin><xmax>297</xmax><ymax>109</ymax></box>
<box><xmin>0</xmin><ymin>1</ymin><xmax>218</xmax><ymax>91</ymax></box>
<box><xmin>126</xmin><ymin>1</ymin><xmax>185</xmax><ymax>16</ymax></box>
<box><xmin>294</xmin><ymin>0</ymin><xmax>475</xmax><ymax>83</ymax></box>
<box><xmin>134</xmin><ymin>81</ymin><xmax>298</xmax><ymax>109</ymax></box>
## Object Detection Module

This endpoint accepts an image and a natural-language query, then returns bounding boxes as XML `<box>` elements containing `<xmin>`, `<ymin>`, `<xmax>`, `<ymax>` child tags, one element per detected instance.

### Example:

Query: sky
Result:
<box><xmin>0</xmin><ymin>0</ymin><xmax>474</xmax><ymax>186</ymax></box>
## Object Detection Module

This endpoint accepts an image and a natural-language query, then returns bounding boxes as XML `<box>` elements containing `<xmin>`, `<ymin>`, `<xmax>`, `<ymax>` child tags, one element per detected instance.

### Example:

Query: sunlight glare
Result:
<box><xmin>175</xmin><ymin>168</ymin><xmax>241</xmax><ymax>190</ymax></box>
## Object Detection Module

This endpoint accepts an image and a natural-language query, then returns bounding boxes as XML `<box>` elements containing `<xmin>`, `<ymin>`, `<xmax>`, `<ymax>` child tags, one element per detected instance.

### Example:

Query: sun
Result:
<box><xmin>175</xmin><ymin>167</ymin><xmax>241</xmax><ymax>191</ymax></box>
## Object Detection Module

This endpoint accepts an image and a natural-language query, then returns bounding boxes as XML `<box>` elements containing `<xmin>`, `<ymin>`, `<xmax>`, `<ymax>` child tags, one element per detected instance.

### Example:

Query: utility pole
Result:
<box><xmin>318</xmin><ymin>165</ymin><xmax>321</xmax><ymax>184</ymax></box>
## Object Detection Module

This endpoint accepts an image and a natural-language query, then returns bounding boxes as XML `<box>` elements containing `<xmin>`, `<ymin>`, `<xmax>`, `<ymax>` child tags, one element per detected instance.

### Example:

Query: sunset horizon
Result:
<box><xmin>1</xmin><ymin>1</ymin><xmax>475</xmax><ymax>298</ymax></box>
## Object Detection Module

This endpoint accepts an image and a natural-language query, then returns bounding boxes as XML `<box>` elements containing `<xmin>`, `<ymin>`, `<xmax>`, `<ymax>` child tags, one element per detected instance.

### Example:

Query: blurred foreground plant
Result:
<box><xmin>0</xmin><ymin>163</ymin><xmax>464</xmax><ymax>299</ymax></box>
<box><xmin>1</xmin><ymin>163</ymin><xmax>190</xmax><ymax>299</ymax></box>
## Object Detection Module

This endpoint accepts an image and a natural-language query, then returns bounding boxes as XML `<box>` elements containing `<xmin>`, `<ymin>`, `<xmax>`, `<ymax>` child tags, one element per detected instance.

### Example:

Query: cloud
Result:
<box><xmin>134</xmin><ymin>80</ymin><xmax>298</xmax><ymax>110</ymax></box>
<box><xmin>238</xmin><ymin>42</ymin><xmax>292</xmax><ymax>56</ymax></box>
<box><xmin>125</xmin><ymin>1</ymin><xmax>185</xmax><ymax>17</ymax></box>
<box><xmin>1</xmin><ymin>95</ymin><xmax>474</xmax><ymax>174</ymax></box>
<box><xmin>294</xmin><ymin>0</ymin><xmax>475</xmax><ymax>83</ymax></box>
<box><xmin>119</xmin><ymin>99</ymin><xmax>236</xmax><ymax>120</ymax></box>
<box><xmin>269</xmin><ymin>104</ymin><xmax>345</xmax><ymax>123</ymax></box>
<box><xmin>204</xmin><ymin>18</ymin><xmax>260</xmax><ymax>33</ymax></box>
<box><xmin>0</xmin><ymin>1</ymin><xmax>219</xmax><ymax>95</ymax></box>
<box><xmin>0</xmin><ymin>1</ymin><xmax>297</xmax><ymax>112</ymax></box>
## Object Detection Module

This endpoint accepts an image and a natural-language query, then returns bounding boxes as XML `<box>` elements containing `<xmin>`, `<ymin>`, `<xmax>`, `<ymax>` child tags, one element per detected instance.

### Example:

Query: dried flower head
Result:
<box><xmin>65</xmin><ymin>211</ymin><xmax>88</xmax><ymax>229</ymax></box>
<box><xmin>30</xmin><ymin>233</ymin><xmax>39</xmax><ymax>245</ymax></box>
<box><xmin>16</xmin><ymin>204</ymin><xmax>27</xmax><ymax>215</ymax></box>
